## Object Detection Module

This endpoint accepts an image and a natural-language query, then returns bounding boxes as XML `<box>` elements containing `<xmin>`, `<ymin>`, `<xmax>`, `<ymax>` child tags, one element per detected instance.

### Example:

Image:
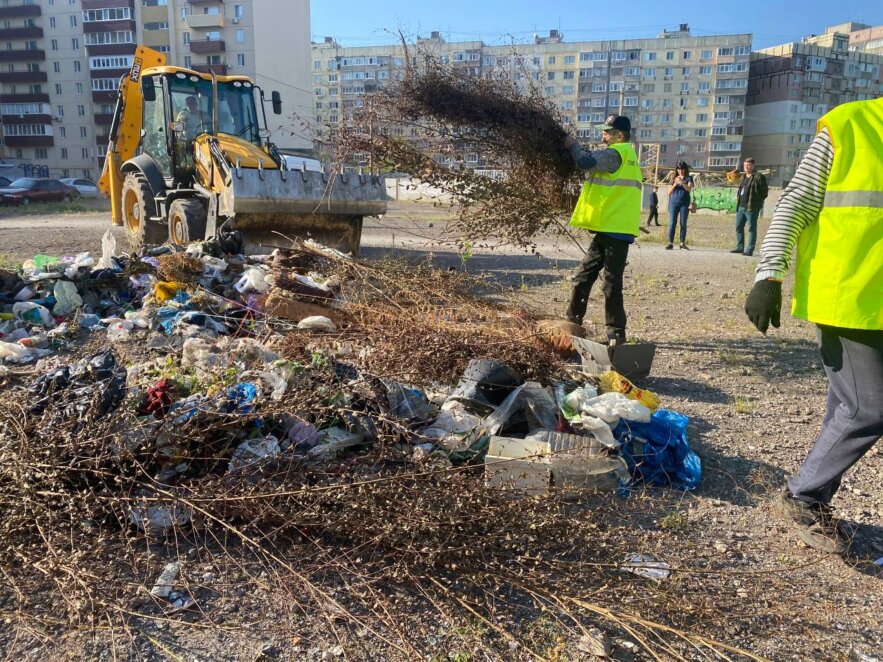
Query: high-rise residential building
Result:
<box><xmin>805</xmin><ymin>22</ymin><xmax>883</xmax><ymax>55</ymax></box>
<box><xmin>0</xmin><ymin>0</ymin><xmax>311</xmax><ymax>180</ymax></box>
<box><xmin>312</xmin><ymin>26</ymin><xmax>752</xmax><ymax>172</ymax></box>
<box><xmin>744</xmin><ymin>31</ymin><xmax>883</xmax><ymax>185</ymax></box>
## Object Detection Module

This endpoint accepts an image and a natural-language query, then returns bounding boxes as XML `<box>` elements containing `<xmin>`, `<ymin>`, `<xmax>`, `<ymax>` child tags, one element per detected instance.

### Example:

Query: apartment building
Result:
<box><xmin>743</xmin><ymin>31</ymin><xmax>883</xmax><ymax>185</ymax></box>
<box><xmin>0</xmin><ymin>0</ymin><xmax>311</xmax><ymax>181</ymax></box>
<box><xmin>804</xmin><ymin>22</ymin><xmax>883</xmax><ymax>55</ymax></box>
<box><xmin>312</xmin><ymin>26</ymin><xmax>752</xmax><ymax>172</ymax></box>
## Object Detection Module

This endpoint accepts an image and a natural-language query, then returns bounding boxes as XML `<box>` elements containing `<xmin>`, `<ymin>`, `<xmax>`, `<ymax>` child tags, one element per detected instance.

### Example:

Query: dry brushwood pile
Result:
<box><xmin>0</xmin><ymin>240</ymin><xmax>775</xmax><ymax>660</ymax></box>
<box><xmin>335</xmin><ymin>50</ymin><xmax>585</xmax><ymax>247</ymax></box>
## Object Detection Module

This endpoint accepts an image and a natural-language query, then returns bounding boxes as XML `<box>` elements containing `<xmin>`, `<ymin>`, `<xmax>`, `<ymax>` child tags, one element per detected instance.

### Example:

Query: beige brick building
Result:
<box><xmin>0</xmin><ymin>0</ymin><xmax>312</xmax><ymax>181</ymax></box>
<box><xmin>312</xmin><ymin>25</ymin><xmax>752</xmax><ymax>172</ymax></box>
<box><xmin>744</xmin><ymin>32</ymin><xmax>883</xmax><ymax>186</ymax></box>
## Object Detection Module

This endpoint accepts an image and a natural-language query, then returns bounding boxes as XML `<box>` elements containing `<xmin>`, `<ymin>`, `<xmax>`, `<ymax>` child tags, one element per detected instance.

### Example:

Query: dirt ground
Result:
<box><xmin>0</xmin><ymin>201</ymin><xmax>880</xmax><ymax>660</ymax></box>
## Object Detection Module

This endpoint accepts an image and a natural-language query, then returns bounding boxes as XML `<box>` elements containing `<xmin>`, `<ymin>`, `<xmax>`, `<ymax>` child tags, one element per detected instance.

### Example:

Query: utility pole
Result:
<box><xmin>618</xmin><ymin>87</ymin><xmax>624</xmax><ymax>115</ymax></box>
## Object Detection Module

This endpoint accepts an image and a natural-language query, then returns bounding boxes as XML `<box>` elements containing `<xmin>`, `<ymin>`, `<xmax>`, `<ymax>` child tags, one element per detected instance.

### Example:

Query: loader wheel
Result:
<box><xmin>168</xmin><ymin>198</ymin><xmax>207</xmax><ymax>246</ymax></box>
<box><xmin>122</xmin><ymin>173</ymin><xmax>165</xmax><ymax>252</ymax></box>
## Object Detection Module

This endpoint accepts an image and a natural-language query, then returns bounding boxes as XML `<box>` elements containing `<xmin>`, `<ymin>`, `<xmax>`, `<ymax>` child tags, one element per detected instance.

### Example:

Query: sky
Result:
<box><xmin>311</xmin><ymin>0</ymin><xmax>883</xmax><ymax>50</ymax></box>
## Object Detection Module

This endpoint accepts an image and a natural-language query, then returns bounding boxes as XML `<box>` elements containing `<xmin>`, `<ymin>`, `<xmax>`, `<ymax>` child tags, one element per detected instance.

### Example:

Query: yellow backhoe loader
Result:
<box><xmin>98</xmin><ymin>46</ymin><xmax>386</xmax><ymax>254</ymax></box>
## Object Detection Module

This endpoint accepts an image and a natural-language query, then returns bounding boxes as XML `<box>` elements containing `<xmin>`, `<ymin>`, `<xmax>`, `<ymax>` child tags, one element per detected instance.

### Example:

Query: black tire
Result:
<box><xmin>20</xmin><ymin>197</ymin><xmax>30</xmax><ymax>207</ymax></box>
<box><xmin>121</xmin><ymin>173</ymin><xmax>165</xmax><ymax>252</ymax></box>
<box><xmin>168</xmin><ymin>198</ymin><xmax>207</xmax><ymax>246</ymax></box>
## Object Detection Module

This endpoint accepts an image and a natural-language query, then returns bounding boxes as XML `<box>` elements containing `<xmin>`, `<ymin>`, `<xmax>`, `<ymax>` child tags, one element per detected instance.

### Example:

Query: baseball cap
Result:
<box><xmin>596</xmin><ymin>114</ymin><xmax>631</xmax><ymax>133</ymax></box>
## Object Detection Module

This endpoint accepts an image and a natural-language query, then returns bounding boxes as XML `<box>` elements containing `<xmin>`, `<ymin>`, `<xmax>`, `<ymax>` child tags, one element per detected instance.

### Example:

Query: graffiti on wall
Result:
<box><xmin>692</xmin><ymin>187</ymin><xmax>738</xmax><ymax>213</ymax></box>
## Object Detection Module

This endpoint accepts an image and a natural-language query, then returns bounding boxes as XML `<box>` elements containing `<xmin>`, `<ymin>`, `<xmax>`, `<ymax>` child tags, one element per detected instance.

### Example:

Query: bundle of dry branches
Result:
<box><xmin>335</xmin><ymin>49</ymin><xmax>584</xmax><ymax>247</ymax></box>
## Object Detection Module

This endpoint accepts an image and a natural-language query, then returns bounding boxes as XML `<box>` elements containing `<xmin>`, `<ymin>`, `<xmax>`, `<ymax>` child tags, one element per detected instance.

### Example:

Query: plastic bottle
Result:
<box><xmin>107</xmin><ymin>320</ymin><xmax>134</xmax><ymax>342</ymax></box>
<box><xmin>598</xmin><ymin>370</ymin><xmax>660</xmax><ymax>411</ymax></box>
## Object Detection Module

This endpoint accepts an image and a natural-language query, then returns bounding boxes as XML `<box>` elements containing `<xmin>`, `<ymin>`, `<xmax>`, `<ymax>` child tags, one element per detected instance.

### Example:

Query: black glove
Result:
<box><xmin>744</xmin><ymin>279</ymin><xmax>782</xmax><ymax>334</ymax></box>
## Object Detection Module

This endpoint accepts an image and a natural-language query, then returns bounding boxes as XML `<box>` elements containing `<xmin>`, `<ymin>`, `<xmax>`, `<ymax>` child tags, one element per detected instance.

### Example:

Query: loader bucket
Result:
<box><xmin>228</xmin><ymin>168</ymin><xmax>387</xmax><ymax>255</ymax></box>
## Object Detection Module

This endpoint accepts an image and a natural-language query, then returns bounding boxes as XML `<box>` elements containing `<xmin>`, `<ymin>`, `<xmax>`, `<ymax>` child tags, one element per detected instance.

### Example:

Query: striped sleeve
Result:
<box><xmin>569</xmin><ymin>143</ymin><xmax>622</xmax><ymax>174</ymax></box>
<box><xmin>755</xmin><ymin>128</ymin><xmax>834</xmax><ymax>282</ymax></box>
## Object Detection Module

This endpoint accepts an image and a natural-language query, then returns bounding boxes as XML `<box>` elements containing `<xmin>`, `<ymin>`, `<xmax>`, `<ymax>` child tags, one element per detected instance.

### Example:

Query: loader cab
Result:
<box><xmin>139</xmin><ymin>70</ymin><xmax>265</xmax><ymax>185</ymax></box>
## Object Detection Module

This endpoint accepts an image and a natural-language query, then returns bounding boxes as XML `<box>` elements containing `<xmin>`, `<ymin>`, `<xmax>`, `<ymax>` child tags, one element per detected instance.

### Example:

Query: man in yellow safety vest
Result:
<box><xmin>564</xmin><ymin>115</ymin><xmax>643</xmax><ymax>344</ymax></box>
<box><xmin>744</xmin><ymin>97</ymin><xmax>883</xmax><ymax>554</ymax></box>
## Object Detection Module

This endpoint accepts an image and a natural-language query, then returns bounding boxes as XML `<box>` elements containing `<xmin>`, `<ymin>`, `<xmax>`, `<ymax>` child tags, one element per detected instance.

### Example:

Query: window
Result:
<box><xmin>592</xmin><ymin>82</ymin><xmax>606</xmax><ymax>92</ymax></box>
<box><xmin>236</xmin><ymin>29</ymin><xmax>244</xmax><ymax>43</ymax></box>
<box><xmin>76</xmin><ymin>83</ymin><xmax>83</xmax><ymax>95</ymax></box>
<box><xmin>144</xmin><ymin>22</ymin><xmax>169</xmax><ymax>30</ymax></box>
<box><xmin>564</xmin><ymin>55</ymin><xmax>575</xmax><ymax>64</ymax></box>
<box><xmin>645</xmin><ymin>52</ymin><xmax>656</xmax><ymax>61</ymax></box>
<box><xmin>699</xmin><ymin>82</ymin><xmax>711</xmax><ymax>92</ymax></box>
<box><xmin>61</xmin><ymin>148</ymin><xmax>68</xmax><ymax>159</ymax></box>
<box><xmin>80</xmin><ymin>126</ymin><xmax>87</xmax><ymax>138</ymax></box>
<box><xmin>91</xmin><ymin>78</ymin><xmax>118</xmax><ymax>91</ymax></box>
<box><xmin>77</xmin><ymin>105</ymin><xmax>85</xmax><ymax>116</ymax></box>
<box><xmin>205</xmin><ymin>31</ymin><xmax>221</xmax><ymax>42</ymax></box>
<box><xmin>625</xmin><ymin>66</ymin><xmax>640</xmax><ymax>76</ymax></box>
<box><xmin>694</xmin><ymin>128</ymin><xmax>707</xmax><ymax>137</ymax></box>
<box><xmin>53</xmin><ymin>62</ymin><xmax>61</xmax><ymax>73</ymax></box>
<box><xmin>89</xmin><ymin>56</ymin><xmax>134</xmax><ymax>70</ymax></box>
<box><xmin>4</xmin><ymin>124</ymin><xmax>50</xmax><ymax>136</ymax></box>
<box><xmin>36</xmin><ymin>148</ymin><xmax>48</xmax><ymax>159</ymax></box>
<box><xmin>49</xmin><ymin>17</ymin><xmax>56</xmax><ymax>28</ymax></box>
<box><xmin>623</xmin><ymin>96</ymin><xmax>638</xmax><ymax>107</ymax></box>
<box><xmin>60</xmin><ymin>126</ymin><xmax>66</xmax><ymax>137</ymax></box>
<box><xmin>55</xmin><ymin>84</ymin><xmax>62</xmax><ymax>95</ymax></box>
<box><xmin>74</xmin><ymin>61</ymin><xmax>81</xmax><ymax>72</ymax></box>
<box><xmin>548</xmin><ymin>56</ymin><xmax>555</xmax><ymax>65</ymax></box>
<box><xmin>696</xmin><ymin>113</ymin><xmax>708</xmax><ymax>122</ymax></box>
<box><xmin>640</xmin><ymin>129</ymin><xmax>652</xmax><ymax>138</ymax></box>
<box><xmin>183</xmin><ymin>56</ymin><xmax>192</xmax><ymax>68</ymax></box>
<box><xmin>51</xmin><ymin>39</ymin><xmax>58</xmax><ymax>51</ymax></box>
<box><xmin>72</xmin><ymin>37</ymin><xmax>79</xmax><ymax>49</ymax></box>
<box><xmin>562</xmin><ymin>85</ymin><xmax>574</xmax><ymax>95</ymax></box>
<box><xmin>701</xmin><ymin>49</ymin><xmax>713</xmax><ymax>59</ymax></box>
<box><xmin>84</xmin><ymin>8</ymin><xmax>131</xmax><ymax>21</ymax></box>
<box><xmin>547</xmin><ymin>72</ymin><xmax>555</xmax><ymax>80</ymax></box>
<box><xmin>683</xmin><ymin>51</ymin><xmax>692</xmax><ymax>60</ymax></box>
<box><xmin>679</xmin><ymin>113</ymin><xmax>687</xmax><ymax>122</ymax></box>
<box><xmin>70</xmin><ymin>15</ymin><xmax>77</xmax><ymax>26</ymax></box>
<box><xmin>237</xmin><ymin>53</ymin><xmax>245</xmax><ymax>67</ymax></box>
<box><xmin>183</xmin><ymin>33</ymin><xmax>190</xmax><ymax>45</ymax></box>
<box><xmin>699</xmin><ymin>66</ymin><xmax>712</xmax><ymax>75</ymax></box>
<box><xmin>681</xmin><ymin>83</ymin><xmax>689</xmax><ymax>92</ymax></box>
<box><xmin>235</xmin><ymin>5</ymin><xmax>244</xmax><ymax>19</ymax></box>
<box><xmin>666</xmin><ymin>51</ymin><xmax>674</xmax><ymax>60</ymax></box>
<box><xmin>82</xmin><ymin>148</ymin><xmax>90</xmax><ymax>159</ymax></box>
<box><xmin>643</xmin><ymin>68</ymin><xmax>655</xmax><ymax>78</ymax></box>
<box><xmin>718</xmin><ymin>47</ymin><xmax>734</xmax><ymax>56</ymax></box>
<box><xmin>84</xmin><ymin>32</ymin><xmax>134</xmax><ymax>46</ymax></box>
<box><xmin>562</xmin><ymin>70</ymin><xmax>574</xmax><ymax>79</ymax></box>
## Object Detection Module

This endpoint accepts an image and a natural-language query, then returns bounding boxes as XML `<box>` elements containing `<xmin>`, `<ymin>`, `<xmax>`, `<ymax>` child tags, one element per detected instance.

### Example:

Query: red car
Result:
<box><xmin>0</xmin><ymin>177</ymin><xmax>80</xmax><ymax>206</ymax></box>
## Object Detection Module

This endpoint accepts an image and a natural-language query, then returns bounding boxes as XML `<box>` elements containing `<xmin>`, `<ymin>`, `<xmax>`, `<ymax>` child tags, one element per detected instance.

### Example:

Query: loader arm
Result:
<box><xmin>98</xmin><ymin>46</ymin><xmax>167</xmax><ymax>225</ymax></box>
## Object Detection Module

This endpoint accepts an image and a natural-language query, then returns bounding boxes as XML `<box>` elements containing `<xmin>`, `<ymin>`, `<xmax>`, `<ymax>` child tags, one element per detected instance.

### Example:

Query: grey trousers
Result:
<box><xmin>788</xmin><ymin>325</ymin><xmax>883</xmax><ymax>505</ymax></box>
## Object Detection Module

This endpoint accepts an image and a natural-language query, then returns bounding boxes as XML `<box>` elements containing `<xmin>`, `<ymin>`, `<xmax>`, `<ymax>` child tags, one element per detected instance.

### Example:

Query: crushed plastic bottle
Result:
<box><xmin>598</xmin><ymin>370</ymin><xmax>660</xmax><ymax>411</ymax></box>
<box><xmin>107</xmin><ymin>320</ymin><xmax>134</xmax><ymax>342</ymax></box>
<box><xmin>150</xmin><ymin>561</ymin><xmax>181</xmax><ymax>598</ymax></box>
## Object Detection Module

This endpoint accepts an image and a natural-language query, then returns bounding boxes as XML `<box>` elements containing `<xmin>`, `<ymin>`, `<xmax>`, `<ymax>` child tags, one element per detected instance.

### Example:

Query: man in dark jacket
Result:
<box><xmin>646</xmin><ymin>186</ymin><xmax>660</xmax><ymax>226</ymax></box>
<box><xmin>731</xmin><ymin>158</ymin><xmax>769</xmax><ymax>256</ymax></box>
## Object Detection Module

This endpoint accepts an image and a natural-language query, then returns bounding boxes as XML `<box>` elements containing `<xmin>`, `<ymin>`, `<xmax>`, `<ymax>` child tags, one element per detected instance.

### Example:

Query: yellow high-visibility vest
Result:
<box><xmin>569</xmin><ymin>142</ymin><xmax>643</xmax><ymax>236</ymax></box>
<box><xmin>791</xmin><ymin>98</ymin><xmax>883</xmax><ymax>330</ymax></box>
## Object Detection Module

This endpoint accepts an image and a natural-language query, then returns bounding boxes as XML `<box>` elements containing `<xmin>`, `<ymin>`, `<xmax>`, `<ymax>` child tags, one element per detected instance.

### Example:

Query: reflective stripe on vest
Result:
<box><xmin>569</xmin><ymin>142</ymin><xmax>643</xmax><ymax>236</ymax></box>
<box><xmin>791</xmin><ymin>98</ymin><xmax>883</xmax><ymax>330</ymax></box>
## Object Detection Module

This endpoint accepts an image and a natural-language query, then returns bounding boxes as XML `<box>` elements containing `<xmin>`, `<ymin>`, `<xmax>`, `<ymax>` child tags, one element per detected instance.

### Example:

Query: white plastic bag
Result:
<box><xmin>297</xmin><ymin>315</ymin><xmax>337</xmax><ymax>332</ymax></box>
<box><xmin>52</xmin><ymin>280</ymin><xmax>83</xmax><ymax>316</ymax></box>
<box><xmin>580</xmin><ymin>392</ymin><xmax>651</xmax><ymax>425</ymax></box>
<box><xmin>12</xmin><ymin>301</ymin><xmax>56</xmax><ymax>328</ymax></box>
<box><xmin>96</xmin><ymin>229</ymin><xmax>117</xmax><ymax>270</ymax></box>
<box><xmin>234</xmin><ymin>266</ymin><xmax>271</xmax><ymax>294</ymax></box>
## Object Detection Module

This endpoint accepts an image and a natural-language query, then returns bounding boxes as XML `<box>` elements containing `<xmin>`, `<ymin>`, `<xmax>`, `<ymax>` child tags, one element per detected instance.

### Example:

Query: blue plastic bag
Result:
<box><xmin>614</xmin><ymin>409</ymin><xmax>701</xmax><ymax>491</ymax></box>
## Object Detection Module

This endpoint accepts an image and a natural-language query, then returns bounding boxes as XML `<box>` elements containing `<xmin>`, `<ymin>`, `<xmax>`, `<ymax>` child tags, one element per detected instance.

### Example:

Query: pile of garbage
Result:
<box><xmin>0</xmin><ymin>232</ymin><xmax>702</xmax><ymax>636</ymax></box>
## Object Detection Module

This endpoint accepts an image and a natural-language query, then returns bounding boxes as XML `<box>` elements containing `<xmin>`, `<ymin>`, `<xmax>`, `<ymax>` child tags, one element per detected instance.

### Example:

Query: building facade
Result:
<box><xmin>0</xmin><ymin>0</ymin><xmax>311</xmax><ymax>181</ymax></box>
<box><xmin>744</xmin><ymin>33</ymin><xmax>883</xmax><ymax>185</ymax></box>
<box><xmin>312</xmin><ymin>26</ymin><xmax>752</xmax><ymax>172</ymax></box>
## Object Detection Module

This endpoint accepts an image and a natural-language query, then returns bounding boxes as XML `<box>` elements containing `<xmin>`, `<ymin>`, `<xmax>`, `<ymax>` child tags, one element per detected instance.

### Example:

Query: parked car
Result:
<box><xmin>0</xmin><ymin>178</ymin><xmax>80</xmax><ymax>206</ymax></box>
<box><xmin>60</xmin><ymin>177</ymin><xmax>100</xmax><ymax>198</ymax></box>
<box><xmin>0</xmin><ymin>176</ymin><xmax>10</xmax><ymax>188</ymax></box>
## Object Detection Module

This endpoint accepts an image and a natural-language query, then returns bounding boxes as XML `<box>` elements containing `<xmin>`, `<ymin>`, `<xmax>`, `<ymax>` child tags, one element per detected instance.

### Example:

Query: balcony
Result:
<box><xmin>186</xmin><ymin>13</ymin><xmax>225</xmax><ymax>29</ymax></box>
<box><xmin>96</xmin><ymin>135</ymin><xmax>110</xmax><ymax>146</ymax></box>
<box><xmin>192</xmin><ymin>63</ymin><xmax>228</xmax><ymax>75</ymax></box>
<box><xmin>0</xmin><ymin>26</ymin><xmax>43</xmax><ymax>39</ymax></box>
<box><xmin>3</xmin><ymin>135</ymin><xmax>53</xmax><ymax>148</ymax></box>
<box><xmin>1</xmin><ymin>114</ymin><xmax>51</xmax><ymax>125</ymax></box>
<box><xmin>188</xmin><ymin>0</ymin><xmax>221</xmax><ymax>4</ymax></box>
<box><xmin>0</xmin><ymin>5</ymin><xmax>41</xmax><ymax>19</ymax></box>
<box><xmin>0</xmin><ymin>92</ymin><xmax>48</xmax><ymax>103</ymax></box>
<box><xmin>94</xmin><ymin>113</ymin><xmax>114</xmax><ymax>125</ymax></box>
<box><xmin>0</xmin><ymin>71</ymin><xmax>48</xmax><ymax>83</ymax></box>
<box><xmin>82</xmin><ymin>0</ymin><xmax>133</xmax><ymax>9</ymax></box>
<box><xmin>85</xmin><ymin>43</ymin><xmax>136</xmax><ymax>57</ymax></box>
<box><xmin>83</xmin><ymin>19</ymin><xmax>136</xmax><ymax>34</ymax></box>
<box><xmin>92</xmin><ymin>90</ymin><xmax>117</xmax><ymax>104</ymax></box>
<box><xmin>0</xmin><ymin>49</ymin><xmax>46</xmax><ymax>62</ymax></box>
<box><xmin>189</xmin><ymin>40</ymin><xmax>225</xmax><ymax>55</ymax></box>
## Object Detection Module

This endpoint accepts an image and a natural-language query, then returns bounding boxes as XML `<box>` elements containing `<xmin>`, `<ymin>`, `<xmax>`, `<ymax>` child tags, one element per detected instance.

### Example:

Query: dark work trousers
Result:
<box><xmin>647</xmin><ymin>206</ymin><xmax>659</xmax><ymax>225</ymax></box>
<box><xmin>668</xmin><ymin>202</ymin><xmax>690</xmax><ymax>244</ymax></box>
<box><xmin>788</xmin><ymin>326</ymin><xmax>883</xmax><ymax>505</ymax></box>
<box><xmin>565</xmin><ymin>233</ymin><xmax>630</xmax><ymax>339</ymax></box>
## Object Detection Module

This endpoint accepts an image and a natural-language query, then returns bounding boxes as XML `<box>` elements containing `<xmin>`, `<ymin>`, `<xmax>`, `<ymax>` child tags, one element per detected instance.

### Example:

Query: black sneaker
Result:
<box><xmin>773</xmin><ymin>489</ymin><xmax>850</xmax><ymax>555</ymax></box>
<box><xmin>729</xmin><ymin>248</ymin><xmax>744</xmax><ymax>254</ymax></box>
<box><xmin>680</xmin><ymin>243</ymin><xmax>689</xmax><ymax>250</ymax></box>
<box><xmin>665</xmin><ymin>244</ymin><xmax>673</xmax><ymax>250</ymax></box>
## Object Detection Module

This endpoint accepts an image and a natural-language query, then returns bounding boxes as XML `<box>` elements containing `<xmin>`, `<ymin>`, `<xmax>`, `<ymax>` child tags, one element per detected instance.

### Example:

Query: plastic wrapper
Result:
<box><xmin>519</xmin><ymin>381</ymin><xmax>559</xmax><ymax>431</ymax></box>
<box><xmin>52</xmin><ymin>280</ymin><xmax>83</xmax><ymax>316</ymax></box>
<box><xmin>96</xmin><ymin>229</ymin><xmax>117</xmax><ymax>270</ymax></box>
<box><xmin>12</xmin><ymin>301</ymin><xmax>56</xmax><ymax>328</ymax></box>
<box><xmin>297</xmin><ymin>315</ymin><xmax>337</xmax><ymax>332</ymax></box>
